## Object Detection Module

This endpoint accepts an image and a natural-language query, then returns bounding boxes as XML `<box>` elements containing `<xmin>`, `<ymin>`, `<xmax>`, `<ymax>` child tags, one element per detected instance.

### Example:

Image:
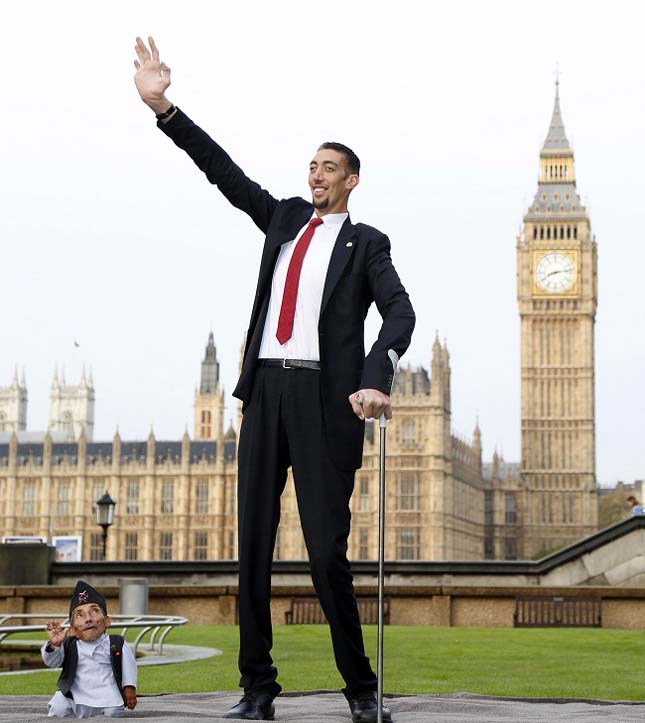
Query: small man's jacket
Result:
<box><xmin>56</xmin><ymin>635</ymin><xmax>125</xmax><ymax>700</ymax></box>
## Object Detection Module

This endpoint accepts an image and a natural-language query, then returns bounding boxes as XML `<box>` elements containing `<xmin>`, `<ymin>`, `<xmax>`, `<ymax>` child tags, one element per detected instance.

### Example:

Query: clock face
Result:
<box><xmin>535</xmin><ymin>252</ymin><xmax>577</xmax><ymax>293</ymax></box>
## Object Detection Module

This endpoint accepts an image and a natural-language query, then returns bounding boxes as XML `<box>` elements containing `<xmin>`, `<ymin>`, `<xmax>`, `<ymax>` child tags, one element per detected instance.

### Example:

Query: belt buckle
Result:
<box><xmin>282</xmin><ymin>358</ymin><xmax>293</xmax><ymax>369</ymax></box>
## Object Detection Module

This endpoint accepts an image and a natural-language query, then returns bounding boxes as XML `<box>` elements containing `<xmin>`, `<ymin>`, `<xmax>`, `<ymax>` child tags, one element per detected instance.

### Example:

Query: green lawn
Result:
<box><xmin>1</xmin><ymin>625</ymin><xmax>643</xmax><ymax>700</ymax></box>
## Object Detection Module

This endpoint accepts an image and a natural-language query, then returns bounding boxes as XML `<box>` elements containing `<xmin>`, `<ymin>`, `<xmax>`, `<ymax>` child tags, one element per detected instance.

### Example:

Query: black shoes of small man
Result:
<box><xmin>223</xmin><ymin>691</ymin><xmax>275</xmax><ymax>720</ymax></box>
<box><xmin>348</xmin><ymin>691</ymin><xmax>393</xmax><ymax>723</ymax></box>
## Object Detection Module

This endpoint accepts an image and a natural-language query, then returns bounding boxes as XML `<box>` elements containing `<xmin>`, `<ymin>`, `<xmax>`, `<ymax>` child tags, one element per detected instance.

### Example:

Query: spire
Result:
<box><xmin>432</xmin><ymin>331</ymin><xmax>442</xmax><ymax>363</ymax></box>
<box><xmin>225</xmin><ymin>420</ymin><xmax>236</xmax><ymax>441</ymax></box>
<box><xmin>542</xmin><ymin>79</ymin><xmax>571</xmax><ymax>151</ymax></box>
<box><xmin>20</xmin><ymin>367</ymin><xmax>26</xmax><ymax>387</ymax></box>
<box><xmin>442</xmin><ymin>338</ymin><xmax>450</xmax><ymax>362</ymax></box>
<box><xmin>52</xmin><ymin>364</ymin><xmax>59</xmax><ymax>388</ymax></box>
<box><xmin>200</xmin><ymin>332</ymin><xmax>220</xmax><ymax>395</ymax></box>
<box><xmin>12</xmin><ymin>365</ymin><xmax>19</xmax><ymax>387</ymax></box>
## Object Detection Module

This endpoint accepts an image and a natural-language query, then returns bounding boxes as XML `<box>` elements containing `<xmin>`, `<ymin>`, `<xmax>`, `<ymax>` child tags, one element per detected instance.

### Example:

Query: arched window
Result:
<box><xmin>573</xmin><ymin>226</ymin><xmax>578</xmax><ymax>239</ymax></box>
<box><xmin>546</xmin><ymin>227</ymin><xmax>551</xmax><ymax>240</ymax></box>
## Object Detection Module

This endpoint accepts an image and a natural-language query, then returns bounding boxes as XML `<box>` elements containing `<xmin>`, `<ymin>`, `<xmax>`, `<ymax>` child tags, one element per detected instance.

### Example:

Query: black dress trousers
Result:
<box><xmin>236</xmin><ymin>365</ymin><xmax>377</xmax><ymax>699</ymax></box>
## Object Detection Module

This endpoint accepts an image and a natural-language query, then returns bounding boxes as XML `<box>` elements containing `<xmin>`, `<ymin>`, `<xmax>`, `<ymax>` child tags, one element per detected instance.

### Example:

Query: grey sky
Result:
<box><xmin>1</xmin><ymin>0</ymin><xmax>643</xmax><ymax>484</ymax></box>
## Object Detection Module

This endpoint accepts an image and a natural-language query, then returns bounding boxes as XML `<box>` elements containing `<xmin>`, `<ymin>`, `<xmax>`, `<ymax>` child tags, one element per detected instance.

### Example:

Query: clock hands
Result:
<box><xmin>544</xmin><ymin>267</ymin><xmax>573</xmax><ymax>278</ymax></box>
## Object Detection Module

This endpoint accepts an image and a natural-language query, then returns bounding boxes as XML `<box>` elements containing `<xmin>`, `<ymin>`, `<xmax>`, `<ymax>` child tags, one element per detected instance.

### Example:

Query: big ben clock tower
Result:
<box><xmin>517</xmin><ymin>81</ymin><xmax>598</xmax><ymax>556</ymax></box>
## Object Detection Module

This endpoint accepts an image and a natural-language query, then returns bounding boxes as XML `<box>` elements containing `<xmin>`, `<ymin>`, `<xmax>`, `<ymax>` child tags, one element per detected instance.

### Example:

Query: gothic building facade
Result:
<box><xmin>0</xmin><ymin>334</ymin><xmax>486</xmax><ymax>561</ymax></box>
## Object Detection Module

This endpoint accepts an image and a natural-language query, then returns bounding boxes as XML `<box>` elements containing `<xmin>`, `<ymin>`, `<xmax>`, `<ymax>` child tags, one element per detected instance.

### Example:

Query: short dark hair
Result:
<box><xmin>318</xmin><ymin>142</ymin><xmax>360</xmax><ymax>176</ymax></box>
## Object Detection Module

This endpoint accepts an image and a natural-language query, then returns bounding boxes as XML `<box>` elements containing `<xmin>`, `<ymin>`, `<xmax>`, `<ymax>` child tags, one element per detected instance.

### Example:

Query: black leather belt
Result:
<box><xmin>258</xmin><ymin>358</ymin><xmax>321</xmax><ymax>370</ymax></box>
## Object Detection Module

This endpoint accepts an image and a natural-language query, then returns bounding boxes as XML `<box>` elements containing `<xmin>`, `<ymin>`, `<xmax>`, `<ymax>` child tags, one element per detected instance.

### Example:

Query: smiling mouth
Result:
<box><xmin>313</xmin><ymin>187</ymin><xmax>327</xmax><ymax>196</ymax></box>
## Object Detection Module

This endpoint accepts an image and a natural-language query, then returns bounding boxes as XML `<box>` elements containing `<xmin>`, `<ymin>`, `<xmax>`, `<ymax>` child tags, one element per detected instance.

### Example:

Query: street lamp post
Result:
<box><xmin>95</xmin><ymin>491</ymin><xmax>116</xmax><ymax>560</ymax></box>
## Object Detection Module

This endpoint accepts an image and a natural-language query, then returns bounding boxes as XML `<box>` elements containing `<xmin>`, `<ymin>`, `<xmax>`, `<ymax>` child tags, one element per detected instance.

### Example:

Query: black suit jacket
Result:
<box><xmin>159</xmin><ymin>109</ymin><xmax>415</xmax><ymax>469</ymax></box>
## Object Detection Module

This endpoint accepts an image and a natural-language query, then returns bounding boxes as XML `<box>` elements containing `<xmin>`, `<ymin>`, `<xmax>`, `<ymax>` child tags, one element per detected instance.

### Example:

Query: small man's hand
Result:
<box><xmin>123</xmin><ymin>686</ymin><xmax>137</xmax><ymax>710</ymax></box>
<box><xmin>349</xmin><ymin>389</ymin><xmax>392</xmax><ymax>421</ymax></box>
<box><xmin>45</xmin><ymin>620</ymin><xmax>67</xmax><ymax>648</ymax></box>
<box><xmin>133</xmin><ymin>36</ymin><xmax>172</xmax><ymax>114</ymax></box>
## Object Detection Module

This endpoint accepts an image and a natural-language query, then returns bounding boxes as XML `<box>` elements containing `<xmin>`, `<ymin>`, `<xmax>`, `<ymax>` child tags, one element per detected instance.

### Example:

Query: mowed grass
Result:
<box><xmin>1</xmin><ymin>625</ymin><xmax>644</xmax><ymax>700</ymax></box>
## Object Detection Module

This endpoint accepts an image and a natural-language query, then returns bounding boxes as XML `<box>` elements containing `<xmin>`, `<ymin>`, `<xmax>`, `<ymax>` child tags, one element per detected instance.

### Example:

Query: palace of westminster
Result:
<box><xmin>0</xmin><ymin>86</ymin><xmax>602</xmax><ymax>562</ymax></box>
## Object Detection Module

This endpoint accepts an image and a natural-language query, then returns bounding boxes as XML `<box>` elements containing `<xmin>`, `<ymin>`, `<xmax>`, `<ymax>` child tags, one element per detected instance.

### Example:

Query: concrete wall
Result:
<box><xmin>3</xmin><ymin>584</ymin><xmax>645</xmax><ymax>629</ymax></box>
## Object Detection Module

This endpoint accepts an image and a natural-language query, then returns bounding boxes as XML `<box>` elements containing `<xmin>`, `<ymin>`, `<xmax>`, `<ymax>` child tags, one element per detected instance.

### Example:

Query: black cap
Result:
<box><xmin>69</xmin><ymin>580</ymin><xmax>107</xmax><ymax>621</ymax></box>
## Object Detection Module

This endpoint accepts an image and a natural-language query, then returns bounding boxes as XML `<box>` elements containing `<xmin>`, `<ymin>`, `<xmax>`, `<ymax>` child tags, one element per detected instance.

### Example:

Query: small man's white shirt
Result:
<box><xmin>259</xmin><ymin>211</ymin><xmax>348</xmax><ymax>360</ymax></box>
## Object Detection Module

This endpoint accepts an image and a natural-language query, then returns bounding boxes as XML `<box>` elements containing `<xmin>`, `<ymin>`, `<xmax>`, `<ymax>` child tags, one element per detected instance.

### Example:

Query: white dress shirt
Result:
<box><xmin>42</xmin><ymin>634</ymin><xmax>137</xmax><ymax>708</ymax></box>
<box><xmin>258</xmin><ymin>211</ymin><xmax>348</xmax><ymax>361</ymax></box>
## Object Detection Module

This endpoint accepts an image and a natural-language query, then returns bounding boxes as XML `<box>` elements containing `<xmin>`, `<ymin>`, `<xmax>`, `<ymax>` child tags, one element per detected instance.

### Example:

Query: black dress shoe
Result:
<box><xmin>347</xmin><ymin>691</ymin><xmax>392</xmax><ymax>723</ymax></box>
<box><xmin>223</xmin><ymin>691</ymin><xmax>275</xmax><ymax>720</ymax></box>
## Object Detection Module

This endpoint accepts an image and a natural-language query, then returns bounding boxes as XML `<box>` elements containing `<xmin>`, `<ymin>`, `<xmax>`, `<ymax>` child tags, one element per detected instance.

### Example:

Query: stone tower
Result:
<box><xmin>48</xmin><ymin>366</ymin><xmax>95</xmax><ymax>441</ymax></box>
<box><xmin>517</xmin><ymin>81</ymin><xmax>598</xmax><ymax>555</ymax></box>
<box><xmin>0</xmin><ymin>367</ymin><xmax>28</xmax><ymax>433</ymax></box>
<box><xmin>194</xmin><ymin>332</ymin><xmax>224</xmax><ymax>440</ymax></box>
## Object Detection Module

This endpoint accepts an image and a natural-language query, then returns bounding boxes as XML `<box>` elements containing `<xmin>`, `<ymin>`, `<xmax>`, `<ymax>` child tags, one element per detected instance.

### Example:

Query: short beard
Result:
<box><xmin>312</xmin><ymin>195</ymin><xmax>329</xmax><ymax>210</ymax></box>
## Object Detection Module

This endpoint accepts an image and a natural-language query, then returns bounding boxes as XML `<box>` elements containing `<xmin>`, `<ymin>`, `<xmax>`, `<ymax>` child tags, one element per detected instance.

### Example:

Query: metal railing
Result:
<box><xmin>0</xmin><ymin>613</ymin><xmax>187</xmax><ymax>655</ymax></box>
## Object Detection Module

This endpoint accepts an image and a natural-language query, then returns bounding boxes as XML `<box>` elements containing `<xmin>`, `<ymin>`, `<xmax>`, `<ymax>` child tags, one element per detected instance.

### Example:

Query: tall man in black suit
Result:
<box><xmin>134</xmin><ymin>36</ymin><xmax>415</xmax><ymax>723</ymax></box>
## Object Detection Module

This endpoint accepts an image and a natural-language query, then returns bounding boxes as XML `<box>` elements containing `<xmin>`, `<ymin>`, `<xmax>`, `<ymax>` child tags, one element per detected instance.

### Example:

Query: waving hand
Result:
<box><xmin>133</xmin><ymin>36</ymin><xmax>172</xmax><ymax>114</ymax></box>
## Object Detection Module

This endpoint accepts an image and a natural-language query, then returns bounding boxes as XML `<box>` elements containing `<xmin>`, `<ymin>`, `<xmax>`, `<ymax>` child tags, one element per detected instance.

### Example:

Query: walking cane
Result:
<box><xmin>357</xmin><ymin>349</ymin><xmax>398</xmax><ymax>723</ymax></box>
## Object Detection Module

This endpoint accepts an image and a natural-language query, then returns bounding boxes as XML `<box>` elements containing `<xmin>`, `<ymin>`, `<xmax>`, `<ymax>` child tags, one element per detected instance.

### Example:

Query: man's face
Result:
<box><xmin>309</xmin><ymin>149</ymin><xmax>359</xmax><ymax>214</ymax></box>
<box><xmin>70</xmin><ymin>602</ymin><xmax>111</xmax><ymax>641</ymax></box>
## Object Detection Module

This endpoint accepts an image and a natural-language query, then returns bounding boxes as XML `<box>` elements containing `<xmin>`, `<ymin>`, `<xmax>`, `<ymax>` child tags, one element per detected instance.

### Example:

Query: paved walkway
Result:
<box><xmin>1</xmin><ymin>691</ymin><xmax>643</xmax><ymax>722</ymax></box>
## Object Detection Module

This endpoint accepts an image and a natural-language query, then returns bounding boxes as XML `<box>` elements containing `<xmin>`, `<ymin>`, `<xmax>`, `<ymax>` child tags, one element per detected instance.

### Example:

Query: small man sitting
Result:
<box><xmin>41</xmin><ymin>580</ymin><xmax>137</xmax><ymax>718</ymax></box>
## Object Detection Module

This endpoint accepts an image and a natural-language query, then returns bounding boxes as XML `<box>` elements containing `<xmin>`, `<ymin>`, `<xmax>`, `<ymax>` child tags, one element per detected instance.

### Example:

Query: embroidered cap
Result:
<box><xmin>69</xmin><ymin>580</ymin><xmax>107</xmax><ymax>620</ymax></box>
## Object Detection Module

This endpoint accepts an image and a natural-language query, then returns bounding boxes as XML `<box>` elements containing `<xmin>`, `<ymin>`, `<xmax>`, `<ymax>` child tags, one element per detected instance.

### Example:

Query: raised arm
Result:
<box><xmin>133</xmin><ymin>36</ymin><xmax>279</xmax><ymax>233</ymax></box>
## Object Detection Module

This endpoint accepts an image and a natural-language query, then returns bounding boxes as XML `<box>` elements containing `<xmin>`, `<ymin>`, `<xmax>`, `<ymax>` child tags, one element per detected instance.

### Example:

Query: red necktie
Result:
<box><xmin>276</xmin><ymin>216</ymin><xmax>324</xmax><ymax>344</ymax></box>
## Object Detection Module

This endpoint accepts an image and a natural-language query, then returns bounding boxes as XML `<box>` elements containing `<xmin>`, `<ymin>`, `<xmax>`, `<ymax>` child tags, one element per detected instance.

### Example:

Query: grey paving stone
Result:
<box><xmin>0</xmin><ymin>692</ymin><xmax>643</xmax><ymax>722</ymax></box>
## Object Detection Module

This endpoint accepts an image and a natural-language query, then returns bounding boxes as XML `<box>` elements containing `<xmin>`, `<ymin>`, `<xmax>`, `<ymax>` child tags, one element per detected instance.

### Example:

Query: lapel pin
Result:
<box><xmin>346</xmin><ymin>241</ymin><xmax>353</xmax><ymax>247</ymax></box>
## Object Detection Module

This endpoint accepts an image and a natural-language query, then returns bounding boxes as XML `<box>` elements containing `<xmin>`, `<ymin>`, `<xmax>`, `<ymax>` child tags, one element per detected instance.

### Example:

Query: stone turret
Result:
<box><xmin>48</xmin><ymin>366</ymin><xmax>95</xmax><ymax>441</ymax></box>
<box><xmin>194</xmin><ymin>333</ymin><xmax>225</xmax><ymax>440</ymax></box>
<box><xmin>0</xmin><ymin>367</ymin><xmax>28</xmax><ymax>433</ymax></box>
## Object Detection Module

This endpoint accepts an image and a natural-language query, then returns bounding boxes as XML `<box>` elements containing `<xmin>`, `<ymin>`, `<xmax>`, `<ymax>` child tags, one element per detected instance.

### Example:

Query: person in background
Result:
<box><xmin>626</xmin><ymin>496</ymin><xmax>643</xmax><ymax>516</ymax></box>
